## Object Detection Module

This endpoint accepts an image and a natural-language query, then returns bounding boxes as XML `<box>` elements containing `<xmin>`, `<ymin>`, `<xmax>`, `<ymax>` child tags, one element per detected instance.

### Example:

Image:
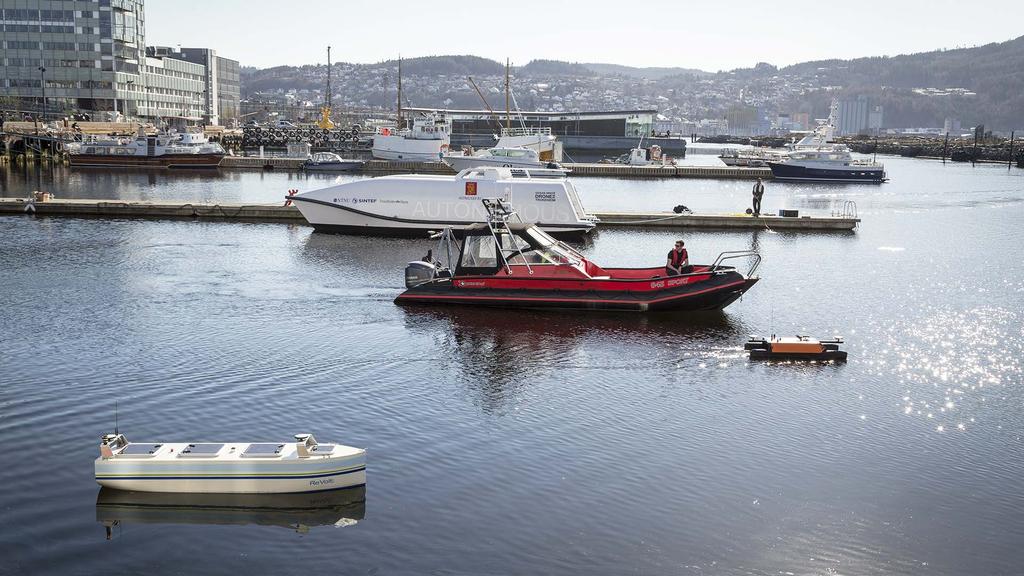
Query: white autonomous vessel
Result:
<box><xmin>95</xmin><ymin>432</ymin><xmax>366</xmax><ymax>494</ymax></box>
<box><xmin>290</xmin><ymin>166</ymin><xmax>597</xmax><ymax>239</ymax></box>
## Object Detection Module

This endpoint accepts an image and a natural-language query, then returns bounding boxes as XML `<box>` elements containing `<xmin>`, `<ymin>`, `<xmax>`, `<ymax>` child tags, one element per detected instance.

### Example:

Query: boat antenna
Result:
<box><xmin>114</xmin><ymin>400</ymin><xmax>118</xmax><ymax>435</ymax></box>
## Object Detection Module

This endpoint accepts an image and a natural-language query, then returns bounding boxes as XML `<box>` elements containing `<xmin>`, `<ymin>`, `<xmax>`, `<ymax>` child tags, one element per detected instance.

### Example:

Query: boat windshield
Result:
<box><xmin>506</xmin><ymin>230</ymin><xmax>579</xmax><ymax>266</ymax></box>
<box><xmin>460</xmin><ymin>235</ymin><xmax>499</xmax><ymax>268</ymax></box>
<box><xmin>458</xmin><ymin>228</ymin><xmax>580</xmax><ymax>273</ymax></box>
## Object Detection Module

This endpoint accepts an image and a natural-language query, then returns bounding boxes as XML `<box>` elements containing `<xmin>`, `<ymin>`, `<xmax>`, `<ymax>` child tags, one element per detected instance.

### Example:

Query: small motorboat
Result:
<box><xmin>394</xmin><ymin>199</ymin><xmax>761</xmax><ymax>312</ymax></box>
<box><xmin>95</xmin><ymin>432</ymin><xmax>366</xmax><ymax>494</ymax></box>
<box><xmin>745</xmin><ymin>335</ymin><xmax>847</xmax><ymax>361</ymax></box>
<box><xmin>302</xmin><ymin>152</ymin><xmax>365</xmax><ymax>172</ymax></box>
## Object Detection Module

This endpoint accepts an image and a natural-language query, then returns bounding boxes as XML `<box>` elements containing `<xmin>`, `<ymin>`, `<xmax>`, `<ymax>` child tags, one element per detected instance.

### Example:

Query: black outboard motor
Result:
<box><xmin>405</xmin><ymin>261</ymin><xmax>438</xmax><ymax>288</ymax></box>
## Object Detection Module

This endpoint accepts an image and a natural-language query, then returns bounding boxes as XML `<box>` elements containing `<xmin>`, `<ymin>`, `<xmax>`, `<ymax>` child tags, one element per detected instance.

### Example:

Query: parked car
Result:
<box><xmin>274</xmin><ymin>120</ymin><xmax>297</xmax><ymax>128</ymax></box>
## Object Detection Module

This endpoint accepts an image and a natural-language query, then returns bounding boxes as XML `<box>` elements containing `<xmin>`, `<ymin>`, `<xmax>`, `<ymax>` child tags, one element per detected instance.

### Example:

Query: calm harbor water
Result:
<box><xmin>1</xmin><ymin>156</ymin><xmax>1023</xmax><ymax>575</ymax></box>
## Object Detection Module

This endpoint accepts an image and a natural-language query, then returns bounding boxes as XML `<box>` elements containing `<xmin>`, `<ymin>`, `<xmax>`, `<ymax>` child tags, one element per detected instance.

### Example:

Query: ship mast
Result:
<box><xmin>397</xmin><ymin>56</ymin><xmax>403</xmax><ymax>130</ymax></box>
<box><xmin>504</xmin><ymin>58</ymin><xmax>510</xmax><ymax>131</ymax></box>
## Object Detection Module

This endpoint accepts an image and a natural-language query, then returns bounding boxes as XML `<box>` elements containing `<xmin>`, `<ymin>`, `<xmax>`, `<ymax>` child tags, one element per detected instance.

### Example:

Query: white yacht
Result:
<box><xmin>768</xmin><ymin>147</ymin><xmax>887</xmax><ymax>182</ymax></box>
<box><xmin>443</xmin><ymin>146</ymin><xmax>557</xmax><ymax>171</ymax></box>
<box><xmin>493</xmin><ymin>127</ymin><xmax>563</xmax><ymax>162</ymax></box>
<box><xmin>289</xmin><ymin>166</ymin><xmax>597</xmax><ymax>239</ymax></box>
<box><xmin>95</xmin><ymin>432</ymin><xmax>366</xmax><ymax>494</ymax></box>
<box><xmin>768</xmin><ymin>101</ymin><xmax>887</xmax><ymax>182</ymax></box>
<box><xmin>371</xmin><ymin>113</ymin><xmax>451</xmax><ymax>161</ymax></box>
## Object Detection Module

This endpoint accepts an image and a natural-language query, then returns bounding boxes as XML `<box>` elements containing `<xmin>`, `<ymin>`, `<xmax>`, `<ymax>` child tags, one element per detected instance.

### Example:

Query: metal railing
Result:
<box><xmin>500</xmin><ymin>127</ymin><xmax>551</xmax><ymax>137</ymax></box>
<box><xmin>705</xmin><ymin>250</ymin><xmax>762</xmax><ymax>278</ymax></box>
<box><xmin>831</xmin><ymin>200</ymin><xmax>858</xmax><ymax>219</ymax></box>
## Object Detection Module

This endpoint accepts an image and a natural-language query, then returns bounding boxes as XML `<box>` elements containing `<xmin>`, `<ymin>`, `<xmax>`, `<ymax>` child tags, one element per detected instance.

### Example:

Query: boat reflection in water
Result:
<box><xmin>400</xmin><ymin>305</ymin><xmax>746</xmax><ymax>412</ymax></box>
<box><xmin>96</xmin><ymin>485</ymin><xmax>366</xmax><ymax>538</ymax></box>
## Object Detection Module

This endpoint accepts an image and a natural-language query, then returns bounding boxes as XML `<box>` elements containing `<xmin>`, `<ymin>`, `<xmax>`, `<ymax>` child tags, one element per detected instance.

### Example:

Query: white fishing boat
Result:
<box><xmin>442</xmin><ymin>146</ymin><xmax>558</xmax><ymax>171</ymax></box>
<box><xmin>290</xmin><ymin>166</ymin><xmax>597</xmax><ymax>238</ymax></box>
<box><xmin>459</xmin><ymin>61</ymin><xmax>563</xmax><ymax>164</ymax></box>
<box><xmin>371</xmin><ymin>113</ymin><xmax>451</xmax><ymax>161</ymax></box>
<box><xmin>371</xmin><ymin>56</ymin><xmax>451</xmax><ymax>161</ymax></box>
<box><xmin>95</xmin><ymin>432</ymin><xmax>366</xmax><ymax>494</ymax></box>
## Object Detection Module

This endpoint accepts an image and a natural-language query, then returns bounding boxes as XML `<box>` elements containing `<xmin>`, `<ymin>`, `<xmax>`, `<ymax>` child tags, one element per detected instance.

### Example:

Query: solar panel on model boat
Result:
<box><xmin>311</xmin><ymin>444</ymin><xmax>335</xmax><ymax>454</ymax></box>
<box><xmin>121</xmin><ymin>443</ymin><xmax>163</xmax><ymax>455</ymax></box>
<box><xmin>241</xmin><ymin>443</ymin><xmax>286</xmax><ymax>457</ymax></box>
<box><xmin>178</xmin><ymin>443</ymin><xmax>225</xmax><ymax>457</ymax></box>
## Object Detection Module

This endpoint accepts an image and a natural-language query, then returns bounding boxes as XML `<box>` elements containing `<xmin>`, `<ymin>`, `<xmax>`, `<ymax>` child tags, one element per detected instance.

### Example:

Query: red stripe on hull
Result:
<box><xmin>399</xmin><ymin>279</ymin><xmax>747</xmax><ymax>305</ymax></box>
<box><xmin>396</xmin><ymin>277</ymin><xmax>757</xmax><ymax>312</ymax></box>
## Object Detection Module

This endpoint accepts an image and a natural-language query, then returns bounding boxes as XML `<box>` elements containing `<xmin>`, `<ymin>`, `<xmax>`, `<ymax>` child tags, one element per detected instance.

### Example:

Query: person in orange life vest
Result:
<box><xmin>666</xmin><ymin>240</ymin><xmax>691</xmax><ymax>276</ymax></box>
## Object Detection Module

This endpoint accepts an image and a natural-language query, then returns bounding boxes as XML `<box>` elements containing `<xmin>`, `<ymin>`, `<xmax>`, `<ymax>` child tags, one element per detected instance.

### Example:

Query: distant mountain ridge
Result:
<box><xmin>240</xmin><ymin>37</ymin><xmax>1024</xmax><ymax>129</ymax></box>
<box><xmin>581</xmin><ymin>63</ymin><xmax>711</xmax><ymax>79</ymax></box>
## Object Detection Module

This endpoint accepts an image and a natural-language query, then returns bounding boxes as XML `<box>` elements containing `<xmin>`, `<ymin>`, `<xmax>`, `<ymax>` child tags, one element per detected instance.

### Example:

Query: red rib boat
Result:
<box><xmin>394</xmin><ymin>200</ymin><xmax>760</xmax><ymax>312</ymax></box>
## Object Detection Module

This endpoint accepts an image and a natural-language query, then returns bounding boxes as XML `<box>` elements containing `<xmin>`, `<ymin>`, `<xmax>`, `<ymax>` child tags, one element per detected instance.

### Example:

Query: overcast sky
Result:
<box><xmin>147</xmin><ymin>0</ymin><xmax>1023</xmax><ymax>70</ymax></box>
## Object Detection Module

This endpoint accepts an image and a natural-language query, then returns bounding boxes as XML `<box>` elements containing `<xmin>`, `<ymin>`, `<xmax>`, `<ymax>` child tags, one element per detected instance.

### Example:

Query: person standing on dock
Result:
<box><xmin>666</xmin><ymin>240</ymin><xmax>690</xmax><ymax>276</ymax></box>
<box><xmin>752</xmin><ymin>178</ymin><xmax>765</xmax><ymax>216</ymax></box>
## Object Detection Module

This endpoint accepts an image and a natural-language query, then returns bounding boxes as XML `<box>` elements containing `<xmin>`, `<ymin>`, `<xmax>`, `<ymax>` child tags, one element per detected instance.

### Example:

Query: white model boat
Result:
<box><xmin>290</xmin><ymin>166</ymin><xmax>597</xmax><ymax>238</ymax></box>
<box><xmin>95</xmin><ymin>433</ymin><xmax>366</xmax><ymax>494</ymax></box>
<box><xmin>443</xmin><ymin>146</ymin><xmax>558</xmax><ymax>171</ymax></box>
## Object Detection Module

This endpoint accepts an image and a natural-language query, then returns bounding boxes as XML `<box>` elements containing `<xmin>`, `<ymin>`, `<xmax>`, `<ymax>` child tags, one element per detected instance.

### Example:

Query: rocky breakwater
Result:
<box><xmin>840</xmin><ymin>135</ymin><xmax>1023</xmax><ymax>164</ymax></box>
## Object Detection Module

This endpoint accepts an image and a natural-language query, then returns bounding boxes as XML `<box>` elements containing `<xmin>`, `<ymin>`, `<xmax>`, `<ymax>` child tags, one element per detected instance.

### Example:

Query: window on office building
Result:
<box><xmin>7</xmin><ymin>41</ymin><xmax>41</xmax><ymax>50</ymax></box>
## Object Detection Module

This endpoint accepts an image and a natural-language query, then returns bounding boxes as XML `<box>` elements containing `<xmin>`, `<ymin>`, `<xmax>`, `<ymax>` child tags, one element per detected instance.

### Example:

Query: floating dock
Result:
<box><xmin>592</xmin><ymin>211</ymin><xmax>857</xmax><ymax>230</ymax></box>
<box><xmin>565</xmin><ymin>163</ymin><xmax>770</xmax><ymax>179</ymax></box>
<box><xmin>0</xmin><ymin>198</ymin><xmax>858</xmax><ymax>231</ymax></box>
<box><xmin>218</xmin><ymin>157</ymin><xmax>769</xmax><ymax>179</ymax></box>
<box><xmin>0</xmin><ymin>197</ymin><xmax>305</xmax><ymax>222</ymax></box>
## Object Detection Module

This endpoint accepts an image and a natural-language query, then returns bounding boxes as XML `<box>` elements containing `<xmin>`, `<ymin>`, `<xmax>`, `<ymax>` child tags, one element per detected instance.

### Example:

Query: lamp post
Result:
<box><xmin>111</xmin><ymin>54</ymin><xmax>119</xmax><ymax>119</ymax></box>
<box><xmin>125</xmin><ymin>79</ymin><xmax>135</xmax><ymax>119</ymax></box>
<box><xmin>38</xmin><ymin>66</ymin><xmax>47</xmax><ymax>121</ymax></box>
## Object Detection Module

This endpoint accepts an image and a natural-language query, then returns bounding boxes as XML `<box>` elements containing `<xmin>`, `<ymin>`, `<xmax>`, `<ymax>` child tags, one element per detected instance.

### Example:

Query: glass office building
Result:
<box><xmin>1</xmin><ymin>0</ymin><xmax>239</xmax><ymax>124</ymax></box>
